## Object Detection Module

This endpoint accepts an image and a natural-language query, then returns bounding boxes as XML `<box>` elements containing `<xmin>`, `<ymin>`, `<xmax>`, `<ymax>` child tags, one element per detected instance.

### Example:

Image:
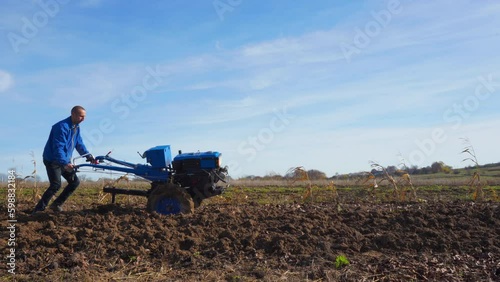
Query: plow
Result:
<box><xmin>74</xmin><ymin>145</ymin><xmax>228</xmax><ymax>215</ymax></box>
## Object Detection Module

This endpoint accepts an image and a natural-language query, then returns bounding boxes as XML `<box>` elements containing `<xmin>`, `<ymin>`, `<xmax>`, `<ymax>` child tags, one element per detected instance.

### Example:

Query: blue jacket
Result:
<box><xmin>43</xmin><ymin>117</ymin><xmax>89</xmax><ymax>166</ymax></box>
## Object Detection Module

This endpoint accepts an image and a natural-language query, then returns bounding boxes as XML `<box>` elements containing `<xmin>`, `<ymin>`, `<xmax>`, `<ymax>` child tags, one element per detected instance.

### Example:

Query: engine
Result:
<box><xmin>172</xmin><ymin>151</ymin><xmax>228</xmax><ymax>205</ymax></box>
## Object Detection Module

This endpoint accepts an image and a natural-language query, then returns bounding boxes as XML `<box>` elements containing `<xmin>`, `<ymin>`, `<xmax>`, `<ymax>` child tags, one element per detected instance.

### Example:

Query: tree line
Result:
<box><xmin>238</xmin><ymin>161</ymin><xmax>500</xmax><ymax>181</ymax></box>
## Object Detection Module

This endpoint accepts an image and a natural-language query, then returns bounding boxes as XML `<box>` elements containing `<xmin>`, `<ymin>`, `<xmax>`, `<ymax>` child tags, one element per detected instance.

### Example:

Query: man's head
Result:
<box><xmin>71</xmin><ymin>106</ymin><xmax>86</xmax><ymax>125</ymax></box>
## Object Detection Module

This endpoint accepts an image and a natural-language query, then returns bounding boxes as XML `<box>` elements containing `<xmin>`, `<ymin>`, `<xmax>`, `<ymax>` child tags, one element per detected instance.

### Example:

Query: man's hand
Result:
<box><xmin>86</xmin><ymin>154</ymin><xmax>98</xmax><ymax>164</ymax></box>
<box><xmin>64</xmin><ymin>164</ymin><xmax>74</xmax><ymax>172</ymax></box>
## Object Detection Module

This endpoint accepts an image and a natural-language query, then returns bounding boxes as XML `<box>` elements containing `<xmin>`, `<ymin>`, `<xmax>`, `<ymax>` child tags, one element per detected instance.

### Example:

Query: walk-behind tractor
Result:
<box><xmin>74</xmin><ymin>145</ymin><xmax>228</xmax><ymax>215</ymax></box>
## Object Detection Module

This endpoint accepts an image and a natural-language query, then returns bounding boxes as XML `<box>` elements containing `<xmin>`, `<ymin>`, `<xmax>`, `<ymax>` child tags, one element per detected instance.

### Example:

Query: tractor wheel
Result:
<box><xmin>147</xmin><ymin>183</ymin><xmax>194</xmax><ymax>215</ymax></box>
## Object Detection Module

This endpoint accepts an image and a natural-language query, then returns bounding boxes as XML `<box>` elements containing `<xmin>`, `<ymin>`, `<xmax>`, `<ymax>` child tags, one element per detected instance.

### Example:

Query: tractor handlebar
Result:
<box><xmin>72</xmin><ymin>153</ymin><xmax>99</xmax><ymax>166</ymax></box>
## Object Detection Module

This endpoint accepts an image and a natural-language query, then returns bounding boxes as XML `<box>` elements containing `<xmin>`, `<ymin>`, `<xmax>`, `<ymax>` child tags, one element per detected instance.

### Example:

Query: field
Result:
<box><xmin>1</xmin><ymin>175</ymin><xmax>500</xmax><ymax>281</ymax></box>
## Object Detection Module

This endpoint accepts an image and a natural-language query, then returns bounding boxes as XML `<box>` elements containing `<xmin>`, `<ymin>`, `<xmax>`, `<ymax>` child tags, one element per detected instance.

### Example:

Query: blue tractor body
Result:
<box><xmin>144</xmin><ymin>145</ymin><xmax>172</xmax><ymax>169</ymax></box>
<box><xmin>173</xmin><ymin>151</ymin><xmax>221</xmax><ymax>171</ymax></box>
<box><xmin>74</xmin><ymin>145</ymin><xmax>228</xmax><ymax>214</ymax></box>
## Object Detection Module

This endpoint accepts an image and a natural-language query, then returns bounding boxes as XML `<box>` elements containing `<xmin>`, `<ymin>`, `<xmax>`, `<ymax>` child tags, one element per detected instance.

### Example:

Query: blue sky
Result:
<box><xmin>1</xmin><ymin>0</ymin><xmax>499</xmax><ymax>180</ymax></box>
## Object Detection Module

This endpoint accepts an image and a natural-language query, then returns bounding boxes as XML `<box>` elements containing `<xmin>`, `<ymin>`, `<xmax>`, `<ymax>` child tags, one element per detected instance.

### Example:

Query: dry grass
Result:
<box><xmin>286</xmin><ymin>166</ymin><xmax>313</xmax><ymax>202</ymax></box>
<box><xmin>336</xmin><ymin>161</ymin><xmax>420</xmax><ymax>202</ymax></box>
<box><xmin>461</xmin><ymin>138</ymin><xmax>485</xmax><ymax>201</ymax></box>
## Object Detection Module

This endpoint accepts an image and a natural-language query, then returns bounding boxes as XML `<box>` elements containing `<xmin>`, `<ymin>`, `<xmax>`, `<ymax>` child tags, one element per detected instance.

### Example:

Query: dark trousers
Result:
<box><xmin>33</xmin><ymin>160</ymin><xmax>80</xmax><ymax>211</ymax></box>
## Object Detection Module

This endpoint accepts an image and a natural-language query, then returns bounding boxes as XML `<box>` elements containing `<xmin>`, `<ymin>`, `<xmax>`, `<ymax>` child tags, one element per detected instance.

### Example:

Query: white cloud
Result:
<box><xmin>0</xmin><ymin>70</ymin><xmax>14</xmax><ymax>92</ymax></box>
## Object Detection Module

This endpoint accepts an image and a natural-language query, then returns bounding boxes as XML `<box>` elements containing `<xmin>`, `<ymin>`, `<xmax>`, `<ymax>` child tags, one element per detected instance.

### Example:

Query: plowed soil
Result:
<box><xmin>2</xmin><ymin>195</ymin><xmax>500</xmax><ymax>281</ymax></box>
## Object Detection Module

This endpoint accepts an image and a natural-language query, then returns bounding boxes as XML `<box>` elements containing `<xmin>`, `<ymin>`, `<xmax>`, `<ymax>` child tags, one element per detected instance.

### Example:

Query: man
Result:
<box><xmin>32</xmin><ymin>106</ymin><xmax>95</xmax><ymax>213</ymax></box>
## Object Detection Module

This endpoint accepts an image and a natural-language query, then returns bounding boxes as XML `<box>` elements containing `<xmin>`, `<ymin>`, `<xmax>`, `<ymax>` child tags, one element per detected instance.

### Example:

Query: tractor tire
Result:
<box><xmin>147</xmin><ymin>183</ymin><xmax>194</xmax><ymax>215</ymax></box>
